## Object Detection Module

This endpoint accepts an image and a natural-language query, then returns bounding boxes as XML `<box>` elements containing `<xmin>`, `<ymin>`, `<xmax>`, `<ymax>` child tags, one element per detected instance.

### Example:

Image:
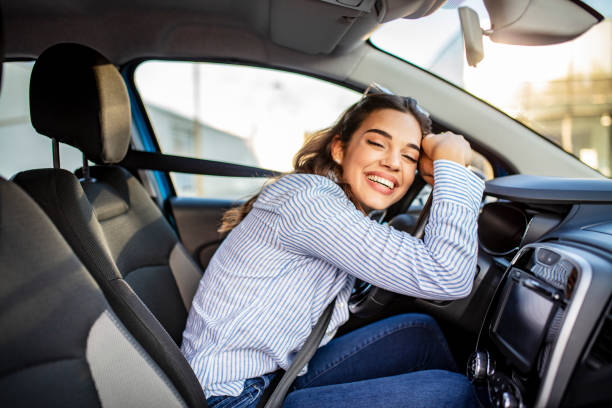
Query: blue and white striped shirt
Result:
<box><xmin>181</xmin><ymin>160</ymin><xmax>485</xmax><ymax>397</ymax></box>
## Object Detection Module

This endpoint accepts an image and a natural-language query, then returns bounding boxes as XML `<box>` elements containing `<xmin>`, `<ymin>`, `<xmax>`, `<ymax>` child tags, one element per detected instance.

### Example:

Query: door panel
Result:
<box><xmin>169</xmin><ymin>196</ymin><xmax>234</xmax><ymax>271</ymax></box>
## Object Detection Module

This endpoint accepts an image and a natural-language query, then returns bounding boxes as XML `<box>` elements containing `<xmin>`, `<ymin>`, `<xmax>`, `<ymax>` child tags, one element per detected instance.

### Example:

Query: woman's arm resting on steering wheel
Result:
<box><xmin>276</xmin><ymin>161</ymin><xmax>484</xmax><ymax>301</ymax></box>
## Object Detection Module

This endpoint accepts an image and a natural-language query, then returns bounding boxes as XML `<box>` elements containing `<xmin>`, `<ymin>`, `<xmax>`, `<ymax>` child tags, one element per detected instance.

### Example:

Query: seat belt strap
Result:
<box><xmin>257</xmin><ymin>301</ymin><xmax>336</xmax><ymax>408</ymax></box>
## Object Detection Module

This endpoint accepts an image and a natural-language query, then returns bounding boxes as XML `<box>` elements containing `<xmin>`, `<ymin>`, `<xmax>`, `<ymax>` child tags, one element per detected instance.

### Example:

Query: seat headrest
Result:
<box><xmin>30</xmin><ymin>43</ymin><xmax>131</xmax><ymax>164</ymax></box>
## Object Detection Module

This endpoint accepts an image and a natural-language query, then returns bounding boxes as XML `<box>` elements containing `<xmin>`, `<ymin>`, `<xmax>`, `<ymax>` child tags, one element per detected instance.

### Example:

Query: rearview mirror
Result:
<box><xmin>458</xmin><ymin>6</ymin><xmax>484</xmax><ymax>67</ymax></box>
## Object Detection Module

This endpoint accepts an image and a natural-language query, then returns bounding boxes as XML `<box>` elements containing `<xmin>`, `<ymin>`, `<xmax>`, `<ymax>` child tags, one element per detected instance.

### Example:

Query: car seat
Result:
<box><xmin>0</xmin><ymin>177</ymin><xmax>196</xmax><ymax>407</ymax></box>
<box><xmin>12</xmin><ymin>43</ymin><xmax>206</xmax><ymax>407</ymax></box>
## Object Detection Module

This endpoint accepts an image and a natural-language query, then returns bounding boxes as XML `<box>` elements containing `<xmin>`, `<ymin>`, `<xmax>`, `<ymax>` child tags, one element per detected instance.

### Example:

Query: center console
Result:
<box><xmin>468</xmin><ymin>243</ymin><xmax>609</xmax><ymax>407</ymax></box>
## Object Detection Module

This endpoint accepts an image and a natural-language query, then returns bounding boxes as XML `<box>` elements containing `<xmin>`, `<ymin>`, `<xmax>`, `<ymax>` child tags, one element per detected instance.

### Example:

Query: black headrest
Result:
<box><xmin>30</xmin><ymin>43</ymin><xmax>131</xmax><ymax>164</ymax></box>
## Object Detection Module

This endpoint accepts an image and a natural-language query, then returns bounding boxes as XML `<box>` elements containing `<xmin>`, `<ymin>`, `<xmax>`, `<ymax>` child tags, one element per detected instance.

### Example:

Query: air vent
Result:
<box><xmin>587</xmin><ymin>309</ymin><xmax>612</xmax><ymax>369</ymax></box>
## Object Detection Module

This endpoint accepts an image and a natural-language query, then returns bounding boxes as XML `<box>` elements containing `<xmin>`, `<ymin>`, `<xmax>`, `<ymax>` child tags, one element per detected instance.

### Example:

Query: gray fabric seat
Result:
<box><xmin>0</xmin><ymin>177</ymin><xmax>188</xmax><ymax>408</ymax></box>
<box><xmin>13</xmin><ymin>43</ymin><xmax>206</xmax><ymax>408</ymax></box>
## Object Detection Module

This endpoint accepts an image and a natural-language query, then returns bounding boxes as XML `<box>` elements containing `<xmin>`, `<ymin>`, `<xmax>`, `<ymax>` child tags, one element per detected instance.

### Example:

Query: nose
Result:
<box><xmin>381</xmin><ymin>149</ymin><xmax>401</xmax><ymax>170</ymax></box>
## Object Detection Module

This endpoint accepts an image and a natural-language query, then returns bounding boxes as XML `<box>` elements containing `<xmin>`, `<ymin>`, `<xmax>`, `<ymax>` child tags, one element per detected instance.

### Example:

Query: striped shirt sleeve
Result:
<box><xmin>277</xmin><ymin>160</ymin><xmax>485</xmax><ymax>300</ymax></box>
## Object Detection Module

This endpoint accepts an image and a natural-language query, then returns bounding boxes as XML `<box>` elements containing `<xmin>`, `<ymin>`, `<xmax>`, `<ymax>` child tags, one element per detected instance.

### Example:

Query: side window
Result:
<box><xmin>134</xmin><ymin>62</ymin><xmax>360</xmax><ymax>200</ymax></box>
<box><xmin>0</xmin><ymin>62</ymin><xmax>84</xmax><ymax>177</ymax></box>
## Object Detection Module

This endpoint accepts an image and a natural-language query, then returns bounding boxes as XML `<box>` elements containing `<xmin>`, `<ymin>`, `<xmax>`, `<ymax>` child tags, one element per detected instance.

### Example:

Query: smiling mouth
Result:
<box><xmin>366</xmin><ymin>174</ymin><xmax>395</xmax><ymax>190</ymax></box>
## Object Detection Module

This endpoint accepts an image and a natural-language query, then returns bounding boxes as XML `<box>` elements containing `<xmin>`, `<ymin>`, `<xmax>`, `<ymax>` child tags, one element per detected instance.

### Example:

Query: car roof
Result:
<box><xmin>4</xmin><ymin>0</ymin><xmax>403</xmax><ymax>64</ymax></box>
<box><xmin>5</xmin><ymin>0</ymin><xmax>604</xmax><ymax>66</ymax></box>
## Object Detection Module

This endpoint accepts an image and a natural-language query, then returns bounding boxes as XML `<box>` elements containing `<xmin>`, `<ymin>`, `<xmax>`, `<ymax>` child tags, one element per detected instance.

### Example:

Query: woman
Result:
<box><xmin>182</xmin><ymin>93</ymin><xmax>484</xmax><ymax>407</ymax></box>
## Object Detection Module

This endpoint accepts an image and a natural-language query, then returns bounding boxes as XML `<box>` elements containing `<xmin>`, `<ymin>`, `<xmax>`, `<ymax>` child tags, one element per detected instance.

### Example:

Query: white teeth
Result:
<box><xmin>367</xmin><ymin>175</ymin><xmax>394</xmax><ymax>189</ymax></box>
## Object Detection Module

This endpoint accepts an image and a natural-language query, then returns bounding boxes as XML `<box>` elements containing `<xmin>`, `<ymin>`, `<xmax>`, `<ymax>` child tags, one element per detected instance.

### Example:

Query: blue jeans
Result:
<box><xmin>206</xmin><ymin>314</ymin><xmax>479</xmax><ymax>408</ymax></box>
<box><xmin>206</xmin><ymin>374</ymin><xmax>277</xmax><ymax>408</ymax></box>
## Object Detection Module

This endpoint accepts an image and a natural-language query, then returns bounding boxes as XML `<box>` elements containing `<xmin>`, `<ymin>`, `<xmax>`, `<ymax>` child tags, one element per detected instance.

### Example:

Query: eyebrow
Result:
<box><xmin>364</xmin><ymin>128</ymin><xmax>420</xmax><ymax>152</ymax></box>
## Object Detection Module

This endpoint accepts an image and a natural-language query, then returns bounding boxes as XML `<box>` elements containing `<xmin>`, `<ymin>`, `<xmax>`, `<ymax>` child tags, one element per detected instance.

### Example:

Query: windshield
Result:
<box><xmin>371</xmin><ymin>0</ymin><xmax>612</xmax><ymax>177</ymax></box>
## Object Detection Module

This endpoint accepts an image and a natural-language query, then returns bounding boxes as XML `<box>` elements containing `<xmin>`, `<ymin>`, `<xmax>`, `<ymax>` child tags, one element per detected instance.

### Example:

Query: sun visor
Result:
<box><xmin>269</xmin><ymin>0</ymin><xmax>446</xmax><ymax>55</ymax></box>
<box><xmin>270</xmin><ymin>0</ymin><xmax>374</xmax><ymax>54</ymax></box>
<box><xmin>484</xmin><ymin>0</ymin><xmax>603</xmax><ymax>46</ymax></box>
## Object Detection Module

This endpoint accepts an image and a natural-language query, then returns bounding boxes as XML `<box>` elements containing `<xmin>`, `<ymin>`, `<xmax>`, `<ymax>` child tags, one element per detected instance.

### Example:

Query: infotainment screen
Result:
<box><xmin>491</xmin><ymin>274</ymin><xmax>557</xmax><ymax>372</ymax></box>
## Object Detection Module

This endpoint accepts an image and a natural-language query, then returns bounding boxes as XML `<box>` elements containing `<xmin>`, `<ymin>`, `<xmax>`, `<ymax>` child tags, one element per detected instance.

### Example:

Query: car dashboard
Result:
<box><xmin>470</xmin><ymin>175</ymin><xmax>612</xmax><ymax>407</ymax></box>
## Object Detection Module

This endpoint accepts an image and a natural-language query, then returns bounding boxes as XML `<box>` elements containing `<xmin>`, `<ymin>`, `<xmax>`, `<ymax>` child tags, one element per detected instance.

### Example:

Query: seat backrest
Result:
<box><xmin>20</xmin><ymin>42</ymin><xmax>203</xmax><ymax>343</ymax></box>
<box><xmin>0</xmin><ymin>177</ymin><xmax>189</xmax><ymax>408</ymax></box>
<box><xmin>12</xmin><ymin>43</ymin><xmax>206</xmax><ymax>407</ymax></box>
<box><xmin>80</xmin><ymin>164</ymin><xmax>201</xmax><ymax>341</ymax></box>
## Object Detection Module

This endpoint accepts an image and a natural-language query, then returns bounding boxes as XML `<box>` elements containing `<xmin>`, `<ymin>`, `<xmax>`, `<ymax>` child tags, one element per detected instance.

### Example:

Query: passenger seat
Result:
<box><xmin>13</xmin><ymin>43</ymin><xmax>206</xmax><ymax>407</ymax></box>
<box><xmin>0</xmin><ymin>177</ymin><xmax>192</xmax><ymax>408</ymax></box>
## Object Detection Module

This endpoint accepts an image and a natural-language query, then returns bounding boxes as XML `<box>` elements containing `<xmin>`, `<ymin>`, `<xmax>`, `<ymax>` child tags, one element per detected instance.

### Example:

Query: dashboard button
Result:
<box><xmin>536</xmin><ymin>248</ymin><xmax>560</xmax><ymax>265</ymax></box>
<box><xmin>467</xmin><ymin>350</ymin><xmax>490</xmax><ymax>382</ymax></box>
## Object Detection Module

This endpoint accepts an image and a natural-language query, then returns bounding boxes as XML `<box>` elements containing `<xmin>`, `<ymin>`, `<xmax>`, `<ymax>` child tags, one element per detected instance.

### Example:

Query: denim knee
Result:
<box><xmin>381</xmin><ymin>313</ymin><xmax>444</xmax><ymax>338</ymax></box>
<box><xmin>387</xmin><ymin>313</ymin><xmax>438</xmax><ymax>329</ymax></box>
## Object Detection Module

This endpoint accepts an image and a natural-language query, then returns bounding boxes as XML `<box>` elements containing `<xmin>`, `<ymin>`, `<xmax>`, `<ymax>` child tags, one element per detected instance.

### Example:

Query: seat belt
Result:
<box><xmin>257</xmin><ymin>301</ymin><xmax>336</xmax><ymax>408</ymax></box>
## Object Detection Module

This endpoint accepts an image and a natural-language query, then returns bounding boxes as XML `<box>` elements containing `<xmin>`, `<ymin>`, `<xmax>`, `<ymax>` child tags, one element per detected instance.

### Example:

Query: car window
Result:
<box><xmin>134</xmin><ymin>62</ymin><xmax>361</xmax><ymax>199</ymax></box>
<box><xmin>0</xmin><ymin>62</ymin><xmax>84</xmax><ymax>177</ymax></box>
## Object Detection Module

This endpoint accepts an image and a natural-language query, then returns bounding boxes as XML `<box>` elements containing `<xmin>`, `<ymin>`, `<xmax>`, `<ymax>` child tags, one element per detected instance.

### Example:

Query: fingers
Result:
<box><xmin>418</xmin><ymin>152</ymin><xmax>434</xmax><ymax>185</ymax></box>
<box><xmin>421</xmin><ymin>131</ymin><xmax>472</xmax><ymax>166</ymax></box>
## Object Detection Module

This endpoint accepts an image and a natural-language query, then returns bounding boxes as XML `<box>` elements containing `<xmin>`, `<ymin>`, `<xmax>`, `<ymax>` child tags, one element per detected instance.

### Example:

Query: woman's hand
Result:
<box><xmin>418</xmin><ymin>132</ymin><xmax>472</xmax><ymax>185</ymax></box>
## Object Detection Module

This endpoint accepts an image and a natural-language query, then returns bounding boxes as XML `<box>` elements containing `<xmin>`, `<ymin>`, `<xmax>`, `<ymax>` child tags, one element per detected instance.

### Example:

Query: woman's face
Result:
<box><xmin>332</xmin><ymin>109</ymin><xmax>422</xmax><ymax>212</ymax></box>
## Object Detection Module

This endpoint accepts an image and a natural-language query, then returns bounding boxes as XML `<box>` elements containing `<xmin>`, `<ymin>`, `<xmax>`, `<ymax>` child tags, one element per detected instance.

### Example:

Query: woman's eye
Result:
<box><xmin>367</xmin><ymin>140</ymin><xmax>383</xmax><ymax>148</ymax></box>
<box><xmin>403</xmin><ymin>155</ymin><xmax>418</xmax><ymax>163</ymax></box>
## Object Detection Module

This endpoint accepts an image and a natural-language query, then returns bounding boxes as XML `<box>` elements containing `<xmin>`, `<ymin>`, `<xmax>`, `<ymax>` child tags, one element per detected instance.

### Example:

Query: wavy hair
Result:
<box><xmin>218</xmin><ymin>93</ymin><xmax>431</xmax><ymax>233</ymax></box>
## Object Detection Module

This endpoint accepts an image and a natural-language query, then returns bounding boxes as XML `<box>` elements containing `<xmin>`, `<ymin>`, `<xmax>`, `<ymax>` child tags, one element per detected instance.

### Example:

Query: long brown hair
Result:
<box><xmin>218</xmin><ymin>93</ymin><xmax>432</xmax><ymax>233</ymax></box>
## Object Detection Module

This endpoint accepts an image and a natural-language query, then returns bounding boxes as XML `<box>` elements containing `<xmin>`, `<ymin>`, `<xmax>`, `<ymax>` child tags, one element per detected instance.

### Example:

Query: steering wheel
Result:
<box><xmin>348</xmin><ymin>191</ymin><xmax>433</xmax><ymax>318</ymax></box>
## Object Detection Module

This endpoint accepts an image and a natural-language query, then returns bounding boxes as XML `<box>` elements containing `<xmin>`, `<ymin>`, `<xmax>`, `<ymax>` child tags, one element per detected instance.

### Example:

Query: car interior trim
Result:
<box><xmin>122</xmin><ymin>67</ymin><xmax>174</xmax><ymax>201</ymax></box>
<box><xmin>529</xmin><ymin>244</ymin><xmax>592</xmax><ymax>407</ymax></box>
<box><xmin>508</xmin><ymin>243</ymin><xmax>593</xmax><ymax>408</ymax></box>
<box><xmin>485</xmin><ymin>175</ymin><xmax>612</xmax><ymax>204</ymax></box>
